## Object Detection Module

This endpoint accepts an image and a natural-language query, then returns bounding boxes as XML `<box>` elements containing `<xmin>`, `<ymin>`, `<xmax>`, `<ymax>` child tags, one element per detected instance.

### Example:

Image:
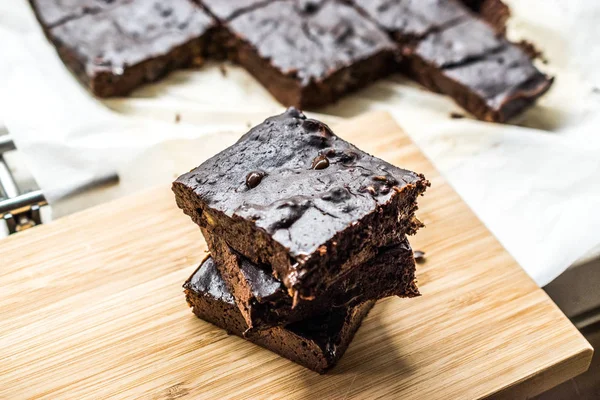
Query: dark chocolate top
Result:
<box><xmin>414</xmin><ymin>17</ymin><xmax>504</xmax><ymax>68</ymax></box>
<box><xmin>226</xmin><ymin>0</ymin><xmax>396</xmax><ymax>85</ymax></box>
<box><xmin>353</xmin><ymin>0</ymin><xmax>469</xmax><ymax>39</ymax></box>
<box><xmin>201</xmin><ymin>0</ymin><xmax>269</xmax><ymax>21</ymax></box>
<box><xmin>30</xmin><ymin>0</ymin><xmax>124</xmax><ymax>28</ymax></box>
<box><xmin>184</xmin><ymin>256</ymin><xmax>235</xmax><ymax>304</ymax></box>
<box><xmin>176</xmin><ymin>107</ymin><xmax>425</xmax><ymax>259</ymax></box>
<box><xmin>444</xmin><ymin>45</ymin><xmax>552</xmax><ymax>111</ymax></box>
<box><xmin>238</xmin><ymin>258</ymin><xmax>283</xmax><ymax>302</ymax></box>
<box><xmin>50</xmin><ymin>0</ymin><xmax>214</xmax><ymax>76</ymax></box>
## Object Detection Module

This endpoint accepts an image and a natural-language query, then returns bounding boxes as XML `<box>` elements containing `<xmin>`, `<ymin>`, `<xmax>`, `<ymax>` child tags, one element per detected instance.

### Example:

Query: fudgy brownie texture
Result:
<box><xmin>203</xmin><ymin>227</ymin><xmax>419</xmax><ymax>331</ymax></box>
<box><xmin>352</xmin><ymin>0</ymin><xmax>553</xmax><ymax>122</ymax></box>
<box><xmin>29</xmin><ymin>0</ymin><xmax>123</xmax><ymax>28</ymax></box>
<box><xmin>183</xmin><ymin>259</ymin><xmax>374</xmax><ymax>374</ymax></box>
<box><xmin>212</xmin><ymin>0</ymin><xmax>398</xmax><ymax>108</ymax></box>
<box><xmin>44</xmin><ymin>0</ymin><xmax>215</xmax><ymax>97</ymax></box>
<box><xmin>173</xmin><ymin>108</ymin><xmax>429</xmax><ymax>300</ymax></box>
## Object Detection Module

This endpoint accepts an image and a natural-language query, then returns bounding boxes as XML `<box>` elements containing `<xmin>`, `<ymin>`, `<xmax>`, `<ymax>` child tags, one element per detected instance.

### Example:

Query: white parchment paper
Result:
<box><xmin>1</xmin><ymin>0</ymin><xmax>599</xmax><ymax>286</ymax></box>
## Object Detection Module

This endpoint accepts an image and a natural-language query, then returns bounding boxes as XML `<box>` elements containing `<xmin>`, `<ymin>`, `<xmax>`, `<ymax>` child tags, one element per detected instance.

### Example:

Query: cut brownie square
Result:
<box><xmin>184</xmin><ymin>259</ymin><xmax>374</xmax><ymax>374</ymax></box>
<box><xmin>352</xmin><ymin>0</ymin><xmax>553</xmax><ymax>122</ymax></box>
<box><xmin>173</xmin><ymin>108</ymin><xmax>429</xmax><ymax>300</ymax></box>
<box><xmin>203</xmin><ymin>227</ymin><xmax>419</xmax><ymax>331</ymax></box>
<box><xmin>173</xmin><ymin>108</ymin><xmax>429</xmax><ymax>299</ymax></box>
<box><xmin>45</xmin><ymin>0</ymin><xmax>216</xmax><ymax>97</ymax></box>
<box><xmin>205</xmin><ymin>0</ymin><xmax>397</xmax><ymax>108</ymax></box>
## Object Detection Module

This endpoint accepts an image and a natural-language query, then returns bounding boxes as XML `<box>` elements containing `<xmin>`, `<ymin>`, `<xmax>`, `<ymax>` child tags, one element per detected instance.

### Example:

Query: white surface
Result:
<box><xmin>1</xmin><ymin>0</ymin><xmax>600</xmax><ymax>286</ymax></box>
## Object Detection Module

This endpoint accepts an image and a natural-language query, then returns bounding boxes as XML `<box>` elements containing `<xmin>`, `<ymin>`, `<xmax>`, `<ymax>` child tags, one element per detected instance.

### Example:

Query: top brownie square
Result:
<box><xmin>173</xmin><ymin>108</ymin><xmax>428</xmax><ymax>300</ymax></box>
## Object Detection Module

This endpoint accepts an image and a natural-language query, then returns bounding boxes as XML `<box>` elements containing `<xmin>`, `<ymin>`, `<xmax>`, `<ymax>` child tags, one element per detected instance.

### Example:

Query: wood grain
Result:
<box><xmin>0</xmin><ymin>112</ymin><xmax>592</xmax><ymax>399</ymax></box>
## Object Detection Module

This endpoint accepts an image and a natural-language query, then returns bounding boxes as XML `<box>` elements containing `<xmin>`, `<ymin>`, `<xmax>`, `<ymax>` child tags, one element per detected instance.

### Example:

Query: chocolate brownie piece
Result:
<box><xmin>183</xmin><ymin>259</ymin><xmax>374</xmax><ymax>373</ymax></box>
<box><xmin>211</xmin><ymin>0</ymin><xmax>397</xmax><ymax>108</ymax></box>
<box><xmin>203</xmin><ymin>227</ymin><xmax>419</xmax><ymax>331</ymax></box>
<box><xmin>352</xmin><ymin>0</ymin><xmax>552</xmax><ymax>122</ymax></box>
<box><xmin>408</xmin><ymin>42</ymin><xmax>553</xmax><ymax>122</ymax></box>
<box><xmin>45</xmin><ymin>0</ymin><xmax>216</xmax><ymax>97</ymax></box>
<box><xmin>173</xmin><ymin>108</ymin><xmax>428</xmax><ymax>300</ymax></box>
<box><xmin>29</xmin><ymin>0</ymin><xmax>123</xmax><ymax>28</ymax></box>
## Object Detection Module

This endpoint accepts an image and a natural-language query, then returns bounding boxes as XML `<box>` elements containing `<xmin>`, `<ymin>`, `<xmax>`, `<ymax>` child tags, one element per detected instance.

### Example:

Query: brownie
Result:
<box><xmin>408</xmin><ymin>43</ymin><xmax>553</xmax><ymax>122</ymax></box>
<box><xmin>183</xmin><ymin>259</ymin><xmax>375</xmax><ymax>374</ymax></box>
<box><xmin>29</xmin><ymin>0</ymin><xmax>123</xmax><ymax>28</ymax></box>
<box><xmin>352</xmin><ymin>0</ymin><xmax>553</xmax><ymax>122</ymax></box>
<box><xmin>44</xmin><ymin>0</ymin><xmax>216</xmax><ymax>97</ymax></box>
<box><xmin>173</xmin><ymin>108</ymin><xmax>429</xmax><ymax>300</ymax></box>
<box><xmin>203</xmin><ymin>227</ymin><xmax>419</xmax><ymax>331</ymax></box>
<box><xmin>210</xmin><ymin>0</ymin><xmax>397</xmax><ymax>108</ymax></box>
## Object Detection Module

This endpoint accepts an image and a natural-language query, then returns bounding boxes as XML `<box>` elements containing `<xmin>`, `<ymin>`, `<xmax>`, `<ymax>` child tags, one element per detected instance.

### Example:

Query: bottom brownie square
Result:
<box><xmin>183</xmin><ymin>258</ymin><xmax>374</xmax><ymax>374</ymax></box>
<box><xmin>202</xmin><ymin>227</ymin><xmax>419</xmax><ymax>331</ymax></box>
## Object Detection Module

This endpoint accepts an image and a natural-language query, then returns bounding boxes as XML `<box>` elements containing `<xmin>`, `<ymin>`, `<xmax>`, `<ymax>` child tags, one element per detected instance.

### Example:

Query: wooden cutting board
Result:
<box><xmin>0</xmin><ymin>112</ymin><xmax>592</xmax><ymax>399</ymax></box>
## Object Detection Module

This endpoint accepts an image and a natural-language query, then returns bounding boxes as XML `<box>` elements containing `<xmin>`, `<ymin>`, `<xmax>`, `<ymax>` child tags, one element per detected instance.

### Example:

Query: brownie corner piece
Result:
<box><xmin>219</xmin><ymin>0</ymin><xmax>397</xmax><ymax>108</ymax></box>
<box><xmin>353</xmin><ymin>0</ymin><xmax>552</xmax><ymax>121</ymax></box>
<box><xmin>46</xmin><ymin>0</ymin><xmax>216</xmax><ymax>97</ymax></box>
<box><xmin>173</xmin><ymin>107</ymin><xmax>428</xmax><ymax>299</ymax></box>
<box><xmin>184</xmin><ymin>258</ymin><xmax>375</xmax><ymax>373</ymax></box>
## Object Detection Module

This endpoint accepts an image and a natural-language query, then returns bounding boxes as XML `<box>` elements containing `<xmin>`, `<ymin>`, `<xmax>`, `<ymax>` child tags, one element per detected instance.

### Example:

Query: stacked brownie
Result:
<box><xmin>173</xmin><ymin>108</ymin><xmax>429</xmax><ymax>372</ymax></box>
<box><xmin>31</xmin><ymin>0</ymin><xmax>552</xmax><ymax>122</ymax></box>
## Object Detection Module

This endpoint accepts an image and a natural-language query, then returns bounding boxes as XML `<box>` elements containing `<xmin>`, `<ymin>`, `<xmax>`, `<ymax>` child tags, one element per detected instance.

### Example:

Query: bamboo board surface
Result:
<box><xmin>0</xmin><ymin>112</ymin><xmax>592</xmax><ymax>399</ymax></box>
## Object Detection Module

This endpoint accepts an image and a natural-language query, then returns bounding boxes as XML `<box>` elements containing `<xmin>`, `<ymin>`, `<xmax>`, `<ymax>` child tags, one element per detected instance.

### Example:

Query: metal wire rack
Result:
<box><xmin>0</xmin><ymin>134</ymin><xmax>47</xmax><ymax>234</ymax></box>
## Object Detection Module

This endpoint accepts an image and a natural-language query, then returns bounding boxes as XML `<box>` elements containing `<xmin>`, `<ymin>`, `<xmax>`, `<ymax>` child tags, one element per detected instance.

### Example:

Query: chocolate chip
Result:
<box><xmin>311</xmin><ymin>155</ymin><xmax>329</xmax><ymax>170</ymax></box>
<box><xmin>414</xmin><ymin>250</ymin><xmax>426</xmax><ymax>264</ymax></box>
<box><xmin>245</xmin><ymin>171</ymin><xmax>265</xmax><ymax>189</ymax></box>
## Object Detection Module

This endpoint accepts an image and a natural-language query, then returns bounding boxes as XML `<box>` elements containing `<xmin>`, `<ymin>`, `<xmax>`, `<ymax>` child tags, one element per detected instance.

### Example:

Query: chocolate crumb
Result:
<box><xmin>517</xmin><ymin>40</ymin><xmax>548</xmax><ymax>64</ymax></box>
<box><xmin>450</xmin><ymin>112</ymin><xmax>465</xmax><ymax>119</ymax></box>
<box><xmin>414</xmin><ymin>250</ymin><xmax>426</xmax><ymax>264</ymax></box>
<box><xmin>175</xmin><ymin>113</ymin><xmax>181</xmax><ymax>123</ymax></box>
